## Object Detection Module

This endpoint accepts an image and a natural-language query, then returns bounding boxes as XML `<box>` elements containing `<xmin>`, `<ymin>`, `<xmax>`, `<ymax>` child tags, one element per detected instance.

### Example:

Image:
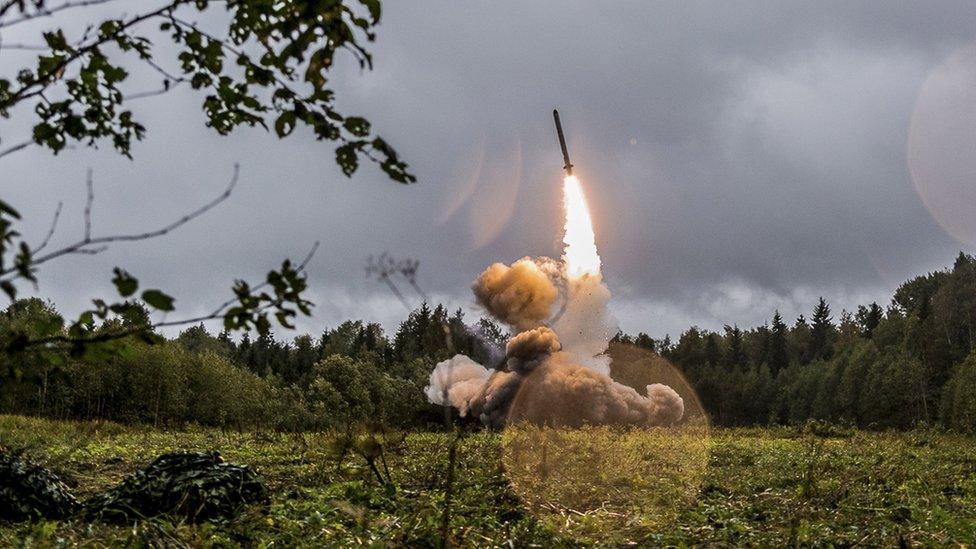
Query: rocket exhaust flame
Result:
<box><xmin>561</xmin><ymin>175</ymin><xmax>601</xmax><ymax>278</ymax></box>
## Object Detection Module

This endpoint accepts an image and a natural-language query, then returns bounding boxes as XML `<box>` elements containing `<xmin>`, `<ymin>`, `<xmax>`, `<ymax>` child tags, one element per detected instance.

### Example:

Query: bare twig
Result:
<box><xmin>0</xmin><ymin>43</ymin><xmax>48</xmax><ymax>50</ymax></box>
<box><xmin>440</xmin><ymin>430</ymin><xmax>459</xmax><ymax>549</ymax></box>
<box><xmin>364</xmin><ymin>252</ymin><xmax>461</xmax><ymax>548</ymax></box>
<box><xmin>123</xmin><ymin>55</ymin><xmax>188</xmax><ymax>101</ymax></box>
<box><xmin>83</xmin><ymin>168</ymin><xmax>93</xmax><ymax>240</ymax></box>
<box><xmin>0</xmin><ymin>139</ymin><xmax>33</xmax><ymax>160</ymax></box>
<box><xmin>143</xmin><ymin>56</ymin><xmax>184</xmax><ymax>83</ymax></box>
<box><xmin>34</xmin><ymin>201</ymin><xmax>63</xmax><ymax>254</ymax></box>
<box><xmin>1</xmin><ymin>163</ymin><xmax>240</xmax><ymax>278</ymax></box>
<box><xmin>125</xmin><ymin>80</ymin><xmax>183</xmax><ymax>101</ymax></box>
<box><xmin>0</xmin><ymin>0</ymin><xmax>123</xmax><ymax>29</ymax></box>
<box><xmin>195</xmin><ymin>240</ymin><xmax>320</xmax><ymax>322</ymax></box>
<box><xmin>366</xmin><ymin>253</ymin><xmax>420</xmax><ymax>312</ymax></box>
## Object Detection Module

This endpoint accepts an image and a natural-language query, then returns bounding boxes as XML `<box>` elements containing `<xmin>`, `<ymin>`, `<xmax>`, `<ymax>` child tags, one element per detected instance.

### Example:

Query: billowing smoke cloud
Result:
<box><xmin>505</xmin><ymin>326</ymin><xmax>560</xmax><ymax>367</ymax></box>
<box><xmin>508</xmin><ymin>356</ymin><xmax>685</xmax><ymax>427</ymax></box>
<box><xmin>425</xmin><ymin>354</ymin><xmax>491</xmax><ymax>417</ymax></box>
<box><xmin>471</xmin><ymin>258</ymin><xmax>559</xmax><ymax>331</ymax></box>
<box><xmin>425</xmin><ymin>257</ymin><xmax>685</xmax><ymax>428</ymax></box>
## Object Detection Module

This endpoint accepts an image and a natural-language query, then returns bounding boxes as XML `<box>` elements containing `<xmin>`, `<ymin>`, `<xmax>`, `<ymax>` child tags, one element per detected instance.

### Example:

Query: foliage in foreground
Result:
<box><xmin>0</xmin><ymin>0</ymin><xmax>415</xmax><ymax>361</ymax></box>
<box><xmin>0</xmin><ymin>415</ymin><xmax>974</xmax><ymax>546</ymax></box>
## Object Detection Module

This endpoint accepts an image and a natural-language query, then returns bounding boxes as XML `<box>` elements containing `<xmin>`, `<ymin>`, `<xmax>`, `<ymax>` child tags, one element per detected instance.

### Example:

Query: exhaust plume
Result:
<box><xmin>424</xmin><ymin>174</ymin><xmax>684</xmax><ymax>428</ymax></box>
<box><xmin>562</xmin><ymin>175</ymin><xmax>601</xmax><ymax>277</ymax></box>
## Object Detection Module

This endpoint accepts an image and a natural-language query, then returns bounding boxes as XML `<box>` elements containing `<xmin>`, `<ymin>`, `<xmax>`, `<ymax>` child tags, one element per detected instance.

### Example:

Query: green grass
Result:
<box><xmin>1</xmin><ymin>414</ymin><xmax>975</xmax><ymax>546</ymax></box>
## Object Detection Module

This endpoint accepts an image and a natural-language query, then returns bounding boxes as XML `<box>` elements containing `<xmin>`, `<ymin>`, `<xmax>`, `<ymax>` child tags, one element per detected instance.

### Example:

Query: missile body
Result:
<box><xmin>553</xmin><ymin>109</ymin><xmax>573</xmax><ymax>175</ymax></box>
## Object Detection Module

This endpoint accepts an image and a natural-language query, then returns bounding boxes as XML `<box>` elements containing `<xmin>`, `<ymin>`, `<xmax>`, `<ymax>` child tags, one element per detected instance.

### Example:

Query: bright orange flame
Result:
<box><xmin>562</xmin><ymin>175</ymin><xmax>601</xmax><ymax>277</ymax></box>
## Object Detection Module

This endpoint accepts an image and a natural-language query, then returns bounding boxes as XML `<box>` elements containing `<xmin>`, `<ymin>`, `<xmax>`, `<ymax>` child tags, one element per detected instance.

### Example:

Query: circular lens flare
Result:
<box><xmin>501</xmin><ymin>343</ymin><xmax>710</xmax><ymax>543</ymax></box>
<box><xmin>908</xmin><ymin>42</ymin><xmax>976</xmax><ymax>247</ymax></box>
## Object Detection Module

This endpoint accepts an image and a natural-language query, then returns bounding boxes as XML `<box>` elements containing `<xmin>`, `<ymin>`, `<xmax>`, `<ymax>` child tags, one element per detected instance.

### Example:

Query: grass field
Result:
<box><xmin>1</xmin><ymin>414</ymin><xmax>975</xmax><ymax>546</ymax></box>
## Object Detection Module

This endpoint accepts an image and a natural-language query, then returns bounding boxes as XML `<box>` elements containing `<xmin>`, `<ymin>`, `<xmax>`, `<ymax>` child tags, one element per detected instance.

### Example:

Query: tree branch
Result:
<box><xmin>33</xmin><ymin>201</ymin><xmax>63</xmax><ymax>254</ymax></box>
<box><xmin>83</xmin><ymin>168</ymin><xmax>93</xmax><ymax>240</ymax></box>
<box><xmin>16</xmin><ymin>240</ymin><xmax>320</xmax><ymax>351</ymax></box>
<box><xmin>0</xmin><ymin>139</ymin><xmax>33</xmax><ymax>160</ymax></box>
<box><xmin>198</xmin><ymin>240</ymin><xmax>319</xmax><ymax>321</ymax></box>
<box><xmin>0</xmin><ymin>163</ymin><xmax>240</xmax><ymax>279</ymax></box>
<box><xmin>124</xmin><ymin>80</ymin><xmax>184</xmax><ymax>102</ymax></box>
<box><xmin>0</xmin><ymin>0</ymin><xmax>123</xmax><ymax>29</ymax></box>
<box><xmin>3</xmin><ymin>0</ymin><xmax>191</xmax><ymax>108</ymax></box>
<box><xmin>366</xmin><ymin>253</ymin><xmax>423</xmax><ymax>312</ymax></box>
<box><xmin>0</xmin><ymin>43</ymin><xmax>49</xmax><ymax>50</ymax></box>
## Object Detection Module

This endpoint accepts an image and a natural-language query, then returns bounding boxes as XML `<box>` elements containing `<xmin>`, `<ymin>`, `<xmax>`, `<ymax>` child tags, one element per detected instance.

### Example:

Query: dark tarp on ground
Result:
<box><xmin>0</xmin><ymin>451</ymin><xmax>79</xmax><ymax>520</ymax></box>
<box><xmin>83</xmin><ymin>451</ymin><xmax>268</xmax><ymax>523</ymax></box>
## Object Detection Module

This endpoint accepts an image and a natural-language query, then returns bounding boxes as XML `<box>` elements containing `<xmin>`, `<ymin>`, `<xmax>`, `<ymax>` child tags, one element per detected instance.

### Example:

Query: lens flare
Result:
<box><xmin>561</xmin><ymin>175</ymin><xmax>601</xmax><ymax>277</ymax></box>
<box><xmin>908</xmin><ymin>41</ymin><xmax>976</xmax><ymax>247</ymax></box>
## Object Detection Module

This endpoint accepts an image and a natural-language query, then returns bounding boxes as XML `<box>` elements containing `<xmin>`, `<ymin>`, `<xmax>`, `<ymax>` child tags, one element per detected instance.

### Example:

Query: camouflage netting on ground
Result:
<box><xmin>83</xmin><ymin>451</ymin><xmax>267</xmax><ymax>523</ymax></box>
<box><xmin>0</xmin><ymin>450</ymin><xmax>79</xmax><ymax>520</ymax></box>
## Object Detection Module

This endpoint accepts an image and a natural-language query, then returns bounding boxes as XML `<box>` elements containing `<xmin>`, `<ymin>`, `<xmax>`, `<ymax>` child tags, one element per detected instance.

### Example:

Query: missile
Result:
<box><xmin>553</xmin><ymin>109</ymin><xmax>573</xmax><ymax>176</ymax></box>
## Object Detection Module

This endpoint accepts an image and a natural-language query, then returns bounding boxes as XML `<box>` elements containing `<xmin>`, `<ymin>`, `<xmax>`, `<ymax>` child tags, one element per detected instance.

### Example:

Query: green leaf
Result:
<box><xmin>42</xmin><ymin>30</ymin><xmax>69</xmax><ymax>51</ymax></box>
<box><xmin>274</xmin><ymin>111</ymin><xmax>296</xmax><ymax>137</ymax></box>
<box><xmin>343</xmin><ymin>116</ymin><xmax>370</xmax><ymax>137</ymax></box>
<box><xmin>0</xmin><ymin>280</ymin><xmax>16</xmax><ymax>300</ymax></box>
<box><xmin>0</xmin><ymin>199</ymin><xmax>20</xmax><ymax>219</ymax></box>
<box><xmin>77</xmin><ymin>311</ymin><xmax>95</xmax><ymax>326</ymax></box>
<box><xmin>335</xmin><ymin>142</ymin><xmax>359</xmax><ymax>176</ymax></box>
<box><xmin>142</xmin><ymin>289</ymin><xmax>175</xmax><ymax>311</ymax></box>
<box><xmin>111</xmin><ymin>268</ymin><xmax>139</xmax><ymax>297</ymax></box>
<box><xmin>360</xmin><ymin>0</ymin><xmax>382</xmax><ymax>23</ymax></box>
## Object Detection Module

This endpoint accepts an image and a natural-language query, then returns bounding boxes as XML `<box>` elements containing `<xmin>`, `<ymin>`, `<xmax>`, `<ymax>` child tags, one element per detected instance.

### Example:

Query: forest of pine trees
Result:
<box><xmin>614</xmin><ymin>252</ymin><xmax>976</xmax><ymax>430</ymax></box>
<box><xmin>2</xmin><ymin>253</ymin><xmax>976</xmax><ymax>432</ymax></box>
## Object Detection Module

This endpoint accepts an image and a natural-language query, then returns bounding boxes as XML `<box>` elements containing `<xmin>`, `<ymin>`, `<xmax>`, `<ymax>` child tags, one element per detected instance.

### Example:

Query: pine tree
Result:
<box><xmin>216</xmin><ymin>330</ymin><xmax>235</xmax><ymax>356</ymax></box>
<box><xmin>790</xmin><ymin>314</ymin><xmax>811</xmax><ymax>364</ymax></box>
<box><xmin>235</xmin><ymin>332</ymin><xmax>253</xmax><ymax>370</ymax></box>
<box><xmin>288</xmin><ymin>334</ymin><xmax>318</xmax><ymax>385</ymax></box>
<box><xmin>704</xmin><ymin>333</ymin><xmax>721</xmax><ymax>368</ymax></box>
<box><xmin>723</xmin><ymin>324</ymin><xmax>746</xmax><ymax>370</ymax></box>
<box><xmin>659</xmin><ymin>335</ymin><xmax>673</xmax><ymax>358</ymax></box>
<box><xmin>856</xmin><ymin>302</ymin><xmax>883</xmax><ymax>338</ymax></box>
<box><xmin>769</xmin><ymin>311</ymin><xmax>789</xmax><ymax>375</ymax></box>
<box><xmin>634</xmin><ymin>332</ymin><xmax>656</xmax><ymax>352</ymax></box>
<box><xmin>808</xmin><ymin>297</ymin><xmax>835</xmax><ymax>361</ymax></box>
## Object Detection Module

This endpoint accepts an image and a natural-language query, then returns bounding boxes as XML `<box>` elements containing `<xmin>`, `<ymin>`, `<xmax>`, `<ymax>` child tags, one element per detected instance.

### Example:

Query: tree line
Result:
<box><xmin>2</xmin><ymin>253</ymin><xmax>976</xmax><ymax>432</ymax></box>
<box><xmin>0</xmin><ymin>301</ymin><xmax>503</xmax><ymax>431</ymax></box>
<box><xmin>615</xmin><ymin>252</ymin><xmax>976</xmax><ymax>431</ymax></box>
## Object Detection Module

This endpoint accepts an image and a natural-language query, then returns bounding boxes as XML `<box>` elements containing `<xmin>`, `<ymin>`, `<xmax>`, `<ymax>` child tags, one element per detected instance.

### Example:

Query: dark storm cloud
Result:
<box><xmin>3</xmin><ymin>1</ymin><xmax>974</xmax><ymax>339</ymax></box>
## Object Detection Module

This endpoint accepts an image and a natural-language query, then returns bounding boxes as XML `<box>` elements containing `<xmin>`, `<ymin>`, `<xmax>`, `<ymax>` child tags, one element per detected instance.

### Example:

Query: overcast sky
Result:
<box><xmin>4</xmin><ymin>1</ymin><xmax>976</xmax><ymax>340</ymax></box>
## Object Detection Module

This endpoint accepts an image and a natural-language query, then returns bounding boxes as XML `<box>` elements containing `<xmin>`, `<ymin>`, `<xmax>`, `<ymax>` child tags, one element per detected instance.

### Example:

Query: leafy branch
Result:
<box><xmin>0</xmin><ymin>0</ymin><xmax>417</xmax><ymax>183</ymax></box>
<box><xmin>0</xmin><ymin>0</ymin><xmax>123</xmax><ymax>29</ymax></box>
<box><xmin>0</xmin><ymin>0</ymin><xmax>416</xmax><ymax>359</ymax></box>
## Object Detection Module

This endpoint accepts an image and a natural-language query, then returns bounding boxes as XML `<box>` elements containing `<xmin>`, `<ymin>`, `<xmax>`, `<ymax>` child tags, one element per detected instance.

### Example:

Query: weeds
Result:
<box><xmin>0</xmin><ymin>415</ymin><xmax>974</xmax><ymax>546</ymax></box>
